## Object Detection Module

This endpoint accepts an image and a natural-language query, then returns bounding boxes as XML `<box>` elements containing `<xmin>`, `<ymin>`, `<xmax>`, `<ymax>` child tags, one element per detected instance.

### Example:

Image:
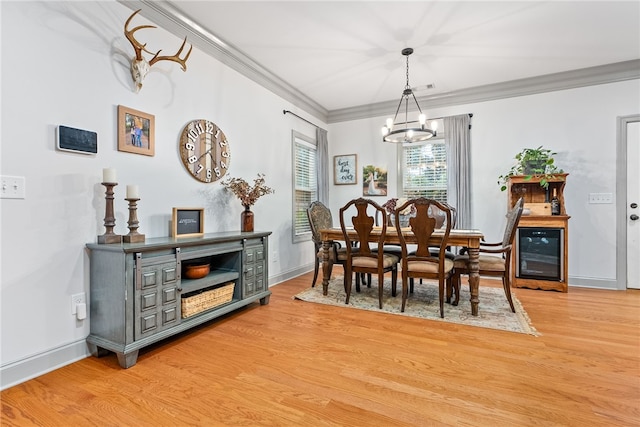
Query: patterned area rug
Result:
<box><xmin>294</xmin><ymin>276</ymin><xmax>539</xmax><ymax>336</ymax></box>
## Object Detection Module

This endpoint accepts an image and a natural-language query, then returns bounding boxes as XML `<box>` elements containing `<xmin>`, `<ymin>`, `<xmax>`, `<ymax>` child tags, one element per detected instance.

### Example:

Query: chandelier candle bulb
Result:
<box><xmin>103</xmin><ymin>168</ymin><xmax>117</xmax><ymax>183</ymax></box>
<box><xmin>126</xmin><ymin>185</ymin><xmax>139</xmax><ymax>199</ymax></box>
<box><xmin>386</xmin><ymin>118</ymin><xmax>394</xmax><ymax>129</ymax></box>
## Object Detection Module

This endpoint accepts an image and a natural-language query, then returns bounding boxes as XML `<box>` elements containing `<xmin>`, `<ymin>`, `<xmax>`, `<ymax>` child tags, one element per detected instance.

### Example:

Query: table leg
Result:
<box><xmin>467</xmin><ymin>247</ymin><xmax>480</xmax><ymax>316</ymax></box>
<box><xmin>321</xmin><ymin>240</ymin><xmax>332</xmax><ymax>295</ymax></box>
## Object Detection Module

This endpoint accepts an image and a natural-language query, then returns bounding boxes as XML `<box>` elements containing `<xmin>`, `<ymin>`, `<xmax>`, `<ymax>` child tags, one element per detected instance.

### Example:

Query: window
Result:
<box><xmin>292</xmin><ymin>131</ymin><xmax>317</xmax><ymax>242</ymax></box>
<box><xmin>399</xmin><ymin>137</ymin><xmax>447</xmax><ymax>202</ymax></box>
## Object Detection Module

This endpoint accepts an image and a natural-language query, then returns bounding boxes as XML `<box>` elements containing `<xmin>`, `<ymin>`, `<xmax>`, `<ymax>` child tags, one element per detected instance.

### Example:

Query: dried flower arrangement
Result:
<box><xmin>221</xmin><ymin>174</ymin><xmax>274</xmax><ymax>208</ymax></box>
<box><xmin>382</xmin><ymin>198</ymin><xmax>416</xmax><ymax>216</ymax></box>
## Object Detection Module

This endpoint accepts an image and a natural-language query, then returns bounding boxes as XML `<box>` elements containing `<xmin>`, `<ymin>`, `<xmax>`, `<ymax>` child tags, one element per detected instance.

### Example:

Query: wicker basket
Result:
<box><xmin>181</xmin><ymin>282</ymin><xmax>235</xmax><ymax>318</ymax></box>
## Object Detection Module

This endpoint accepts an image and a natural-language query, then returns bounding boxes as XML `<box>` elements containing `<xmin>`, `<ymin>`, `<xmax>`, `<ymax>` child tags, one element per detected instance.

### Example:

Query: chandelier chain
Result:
<box><xmin>405</xmin><ymin>54</ymin><xmax>410</xmax><ymax>89</ymax></box>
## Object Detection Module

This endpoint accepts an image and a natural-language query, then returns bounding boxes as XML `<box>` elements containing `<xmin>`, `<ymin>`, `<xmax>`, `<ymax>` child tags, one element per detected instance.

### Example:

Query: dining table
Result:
<box><xmin>319</xmin><ymin>227</ymin><xmax>485</xmax><ymax>316</ymax></box>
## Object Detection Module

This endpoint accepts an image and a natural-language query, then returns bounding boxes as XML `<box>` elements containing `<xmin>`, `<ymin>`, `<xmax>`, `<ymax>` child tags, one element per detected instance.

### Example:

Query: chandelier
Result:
<box><xmin>382</xmin><ymin>48</ymin><xmax>437</xmax><ymax>143</ymax></box>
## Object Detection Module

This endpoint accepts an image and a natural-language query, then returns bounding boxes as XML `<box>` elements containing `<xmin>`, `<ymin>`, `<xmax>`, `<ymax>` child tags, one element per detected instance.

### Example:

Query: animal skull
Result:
<box><xmin>130</xmin><ymin>59</ymin><xmax>150</xmax><ymax>93</ymax></box>
<box><xmin>124</xmin><ymin>9</ymin><xmax>192</xmax><ymax>92</ymax></box>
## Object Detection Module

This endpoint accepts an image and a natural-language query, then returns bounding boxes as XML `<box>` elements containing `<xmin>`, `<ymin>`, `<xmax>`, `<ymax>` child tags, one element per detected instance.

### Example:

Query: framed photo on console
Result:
<box><xmin>172</xmin><ymin>207</ymin><xmax>204</xmax><ymax>238</ymax></box>
<box><xmin>118</xmin><ymin>105</ymin><xmax>155</xmax><ymax>156</ymax></box>
<box><xmin>333</xmin><ymin>154</ymin><xmax>357</xmax><ymax>185</ymax></box>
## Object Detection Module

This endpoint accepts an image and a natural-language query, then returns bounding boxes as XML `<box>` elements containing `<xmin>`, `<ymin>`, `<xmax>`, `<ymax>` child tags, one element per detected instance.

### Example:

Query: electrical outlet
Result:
<box><xmin>71</xmin><ymin>293</ymin><xmax>86</xmax><ymax>315</ymax></box>
<box><xmin>272</xmin><ymin>251</ymin><xmax>279</xmax><ymax>263</ymax></box>
<box><xmin>0</xmin><ymin>175</ymin><xmax>26</xmax><ymax>199</ymax></box>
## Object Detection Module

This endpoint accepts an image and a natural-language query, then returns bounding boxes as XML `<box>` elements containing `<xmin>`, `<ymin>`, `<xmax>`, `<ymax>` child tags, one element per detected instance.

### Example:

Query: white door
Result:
<box><xmin>627</xmin><ymin>121</ymin><xmax>639</xmax><ymax>289</ymax></box>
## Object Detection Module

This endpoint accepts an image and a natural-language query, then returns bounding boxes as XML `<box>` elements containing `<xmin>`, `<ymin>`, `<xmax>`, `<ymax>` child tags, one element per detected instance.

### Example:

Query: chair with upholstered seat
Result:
<box><xmin>449</xmin><ymin>197</ymin><xmax>524</xmax><ymax>312</ymax></box>
<box><xmin>395</xmin><ymin>198</ymin><xmax>454</xmax><ymax>317</ymax></box>
<box><xmin>339</xmin><ymin>198</ymin><xmax>399</xmax><ymax>309</ymax></box>
<box><xmin>306</xmin><ymin>201</ymin><xmax>345</xmax><ymax>288</ymax></box>
<box><xmin>307</xmin><ymin>201</ymin><xmax>368</xmax><ymax>291</ymax></box>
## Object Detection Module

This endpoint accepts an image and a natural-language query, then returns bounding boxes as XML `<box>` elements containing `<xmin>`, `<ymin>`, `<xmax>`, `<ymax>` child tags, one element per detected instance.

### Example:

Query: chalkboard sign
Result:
<box><xmin>172</xmin><ymin>208</ymin><xmax>204</xmax><ymax>238</ymax></box>
<box><xmin>56</xmin><ymin>125</ymin><xmax>98</xmax><ymax>154</ymax></box>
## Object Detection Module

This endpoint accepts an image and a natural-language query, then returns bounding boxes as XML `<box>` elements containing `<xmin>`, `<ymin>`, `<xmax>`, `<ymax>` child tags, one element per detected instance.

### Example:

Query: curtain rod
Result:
<box><xmin>283</xmin><ymin>110</ymin><xmax>324</xmax><ymax>129</ymax></box>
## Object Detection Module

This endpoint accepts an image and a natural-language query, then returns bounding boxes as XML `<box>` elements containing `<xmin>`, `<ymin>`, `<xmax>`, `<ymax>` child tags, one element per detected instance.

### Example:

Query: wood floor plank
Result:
<box><xmin>2</xmin><ymin>270</ymin><xmax>639</xmax><ymax>426</ymax></box>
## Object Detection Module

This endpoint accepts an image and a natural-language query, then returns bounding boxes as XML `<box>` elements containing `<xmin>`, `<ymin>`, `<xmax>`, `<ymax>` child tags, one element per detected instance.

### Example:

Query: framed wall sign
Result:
<box><xmin>172</xmin><ymin>207</ymin><xmax>204</xmax><ymax>238</ymax></box>
<box><xmin>333</xmin><ymin>154</ymin><xmax>357</xmax><ymax>185</ymax></box>
<box><xmin>118</xmin><ymin>105</ymin><xmax>155</xmax><ymax>156</ymax></box>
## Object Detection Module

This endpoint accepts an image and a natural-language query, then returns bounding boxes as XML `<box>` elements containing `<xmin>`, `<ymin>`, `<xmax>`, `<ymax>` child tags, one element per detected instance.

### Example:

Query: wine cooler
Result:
<box><xmin>516</xmin><ymin>227</ymin><xmax>564</xmax><ymax>281</ymax></box>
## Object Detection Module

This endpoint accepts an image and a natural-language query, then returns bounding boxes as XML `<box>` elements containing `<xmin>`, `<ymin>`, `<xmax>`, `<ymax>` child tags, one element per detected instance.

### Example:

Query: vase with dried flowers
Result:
<box><xmin>221</xmin><ymin>174</ymin><xmax>275</xmax><ymax>232</ymax></box>
<box><xmin>382</xmin><ymin>197</ymin><xmax>416</xmax><ymax>227</ymax></box>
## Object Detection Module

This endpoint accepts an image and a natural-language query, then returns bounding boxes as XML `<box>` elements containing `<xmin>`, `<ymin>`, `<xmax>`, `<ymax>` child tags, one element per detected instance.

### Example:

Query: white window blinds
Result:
<box><xmin>401</xmin><ymin>140</ymin><xmax>447</xmax><ymax>202</ymax></box>
<box><xmin>293</xmin><ymin>135</ymin><xmax>317</xmax><ymax>241</ymax></box>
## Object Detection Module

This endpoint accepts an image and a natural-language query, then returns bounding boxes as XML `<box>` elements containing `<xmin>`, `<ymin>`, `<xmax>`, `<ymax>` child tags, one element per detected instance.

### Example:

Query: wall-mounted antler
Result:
<box><xmin>124</xmin><ymin>9</ymin><xmax>193</xmax><ymax>92</ymax></box>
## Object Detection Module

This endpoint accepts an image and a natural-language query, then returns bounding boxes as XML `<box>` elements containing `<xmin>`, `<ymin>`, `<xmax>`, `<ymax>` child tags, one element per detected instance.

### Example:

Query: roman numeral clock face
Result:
<box><xmin>179</xmin><ymin>119</ymin><xmax>230</xmax><ymax>183</ymax></box>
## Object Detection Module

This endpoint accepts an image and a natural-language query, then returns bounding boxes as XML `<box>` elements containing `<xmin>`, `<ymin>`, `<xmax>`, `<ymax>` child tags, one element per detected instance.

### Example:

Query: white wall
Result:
<box><xmin>1</xmin><ymin>1</ymin><xmax>638</xmax><ymax>389</ymax></box>
<box><xmin>0</xmin><ymin>1</ymin><xmax>318</xmax><ymax>388</ymax></box>
<box><xmin>328</xmin><ymin>80</ymin><xmax>640</xmax><ymax>287</ymax></box>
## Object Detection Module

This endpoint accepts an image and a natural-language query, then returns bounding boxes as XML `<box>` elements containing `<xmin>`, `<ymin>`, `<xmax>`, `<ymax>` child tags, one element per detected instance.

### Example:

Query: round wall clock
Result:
<box><xmin>179</xmin><ymin>119</ymin><xmax>230</xmax><ymax>183</ymax></box>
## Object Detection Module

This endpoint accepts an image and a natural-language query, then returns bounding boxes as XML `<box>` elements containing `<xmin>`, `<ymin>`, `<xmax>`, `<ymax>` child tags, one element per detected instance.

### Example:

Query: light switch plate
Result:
<box><xmin>589</xmin><ymin>193</ymin><xmax>613</xmax><ymax>204</ymax></box>
<box><xmin>1</xmin><ymin>175</ymin><xmax>26</xmax><ymax>199</ymax></box>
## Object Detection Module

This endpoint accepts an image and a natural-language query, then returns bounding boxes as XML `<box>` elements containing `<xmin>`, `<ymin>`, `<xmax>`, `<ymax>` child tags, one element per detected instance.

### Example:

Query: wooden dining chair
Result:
<box><xmin>449</xmin><ymin>197</ymin><xmax>524</xmax><ymax>312</ymax></box>
<box><xmin>339</xmin><ymin>198</ymin><xmax>399</xmax><ymax>309</ymax></box>
<box><xmin>395</xmin><ymin>198</ymin><xmax>453</xmax><ymax>317</ymax></box>
<box><xmin>306</xmin><ymin>201</ymin><xmax>346</xmax><ymax>288</ymax></box>
<box><xmin>307</xmin><ymin>201</ymin><xmax>371</xmax><ymax>290</ymax></box>
<box><xmin>428</xmin><ymin>203</ymin><xmax>457</xmax><ymax>259</ymax></box>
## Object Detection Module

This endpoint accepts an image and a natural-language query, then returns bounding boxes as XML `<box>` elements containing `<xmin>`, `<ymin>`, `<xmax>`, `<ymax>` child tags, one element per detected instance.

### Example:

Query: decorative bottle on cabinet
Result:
<box><xmin>551</xmin><ymin>188</ymin><xmax>561</xmax><ymax>215</ymax></box>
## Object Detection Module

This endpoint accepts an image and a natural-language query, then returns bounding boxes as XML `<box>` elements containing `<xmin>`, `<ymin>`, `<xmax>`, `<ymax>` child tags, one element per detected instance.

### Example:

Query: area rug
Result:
<box><xmin>294</xmin><ymin>276</ymin><xmax>539</xmax><ymax>336</ymax></box>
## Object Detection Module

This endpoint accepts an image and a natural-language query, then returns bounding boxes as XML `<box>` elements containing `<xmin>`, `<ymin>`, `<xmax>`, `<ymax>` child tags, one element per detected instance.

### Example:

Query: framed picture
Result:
<box><xmin>172</xmin><ymin>207</ymin><xmax>204</xmax><ymax>238</ymax></box>
<box><xmin>334</xmin><ymin>154</ymin><xmax>357</xmax><ymax>185</ymax></box>
<box><xmin>118</xmin><ymin>105</ymin><xmax>155</xmax><ymax>156</ymax></box>
<box><xmin>362</xmin><ymin>165</ymin><xmax>387</xmax><ymax>196</ymax></box>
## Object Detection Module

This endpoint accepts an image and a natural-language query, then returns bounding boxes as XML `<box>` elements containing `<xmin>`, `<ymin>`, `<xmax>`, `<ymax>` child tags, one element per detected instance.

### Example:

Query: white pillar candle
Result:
<box><xmin>102</xmin><ymin>168</ymin><xmax>117</xmax><ymax>183</ymax></box>
<box><xmin>126</xmin><ymin>185</ymin><xmax>139</xmax><ymax>199</ymax></box>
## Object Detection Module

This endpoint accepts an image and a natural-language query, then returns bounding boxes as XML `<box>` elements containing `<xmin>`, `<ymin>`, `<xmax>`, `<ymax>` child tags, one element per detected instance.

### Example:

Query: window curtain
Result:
<box><xmin>444</xmin><ymin>114</ymin><xmax>471</xmax><ymax>229</ymax></box>
<box><xmin>316</xmin><ymin>127</ymin><xmax>329</xmax><ymax>204</ymax></box>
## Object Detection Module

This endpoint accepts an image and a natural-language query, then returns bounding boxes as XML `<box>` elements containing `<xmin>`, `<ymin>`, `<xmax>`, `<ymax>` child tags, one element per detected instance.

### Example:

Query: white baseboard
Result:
<box><xmin>1</xmin><ymin>339</ymin><xmax>90</xmax><ymax>391</ymax></box>
<box><xmin>268</xmin><ymin>263</ymin><xmax>314</xmax><ymax>286</ymax></box>
<box><xmin>567</xmin><ymin>276</ymin><xmax>619</xmax><ymax>290</ymax></box>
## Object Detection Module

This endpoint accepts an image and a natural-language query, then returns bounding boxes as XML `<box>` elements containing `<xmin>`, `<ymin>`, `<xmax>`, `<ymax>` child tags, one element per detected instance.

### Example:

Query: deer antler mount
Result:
<box><xmin>124</xmin><ymin>9</ymin><xmax>193</xmax><ymax>92</ymax></box>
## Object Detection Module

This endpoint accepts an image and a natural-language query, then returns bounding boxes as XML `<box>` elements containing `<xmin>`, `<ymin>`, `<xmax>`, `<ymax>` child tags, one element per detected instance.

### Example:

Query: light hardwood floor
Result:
<box><xmin>2</xmin><ymin>270</ymin><xmax>639</xmax><ymax>426</ymax></box>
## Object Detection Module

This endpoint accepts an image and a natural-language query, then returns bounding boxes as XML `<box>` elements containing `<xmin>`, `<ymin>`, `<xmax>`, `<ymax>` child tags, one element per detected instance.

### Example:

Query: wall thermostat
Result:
<box><xmin>56</xmin><ymin>125</ymin><xmax>98</xmax><ymax>155</ymax></box>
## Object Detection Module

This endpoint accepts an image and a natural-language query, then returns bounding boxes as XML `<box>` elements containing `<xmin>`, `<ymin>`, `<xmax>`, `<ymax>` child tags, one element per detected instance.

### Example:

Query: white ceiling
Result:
<box><xmin>135</xmin><ymin>1</ymin><xmax>640</xmax><ymax>116</ymax></box>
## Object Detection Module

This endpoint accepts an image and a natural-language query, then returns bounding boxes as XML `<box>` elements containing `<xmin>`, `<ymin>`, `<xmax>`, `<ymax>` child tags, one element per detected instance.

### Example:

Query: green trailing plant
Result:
<box><xmin>498</xmin><ymin>146</ymin><xmax>564</xmax><ymax>191</ymax></box>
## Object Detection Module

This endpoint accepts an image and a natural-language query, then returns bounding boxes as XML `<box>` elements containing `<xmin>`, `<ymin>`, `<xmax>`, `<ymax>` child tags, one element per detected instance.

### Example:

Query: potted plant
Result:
<box><xmin>498</xmin><ymin>146</ymin><xmax>564</xmax><ymax>191</ymax></box>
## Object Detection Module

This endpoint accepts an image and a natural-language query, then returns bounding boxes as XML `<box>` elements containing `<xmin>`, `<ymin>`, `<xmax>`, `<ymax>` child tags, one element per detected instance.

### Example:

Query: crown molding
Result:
<box><xmin>119</xmin><ymin>1</ymin><xmax>639</xmax><ymax>126</ymax></box>
<box><xmin>119</xmin><ymin>0</ymin><xmax>329</xmax><ymax>121</ymax></box>
<box><xmin>328</xmin><ymin>59</ymin><xmax>640</xmax><ymax>123</ymax></box>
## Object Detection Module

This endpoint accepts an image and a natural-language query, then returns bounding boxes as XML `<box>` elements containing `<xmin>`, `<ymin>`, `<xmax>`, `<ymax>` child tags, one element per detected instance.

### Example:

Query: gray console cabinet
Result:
<box><xmin>86</xmin><ymin>231</ymin><xmax>271</xmax><ymax>368</ymax></box>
